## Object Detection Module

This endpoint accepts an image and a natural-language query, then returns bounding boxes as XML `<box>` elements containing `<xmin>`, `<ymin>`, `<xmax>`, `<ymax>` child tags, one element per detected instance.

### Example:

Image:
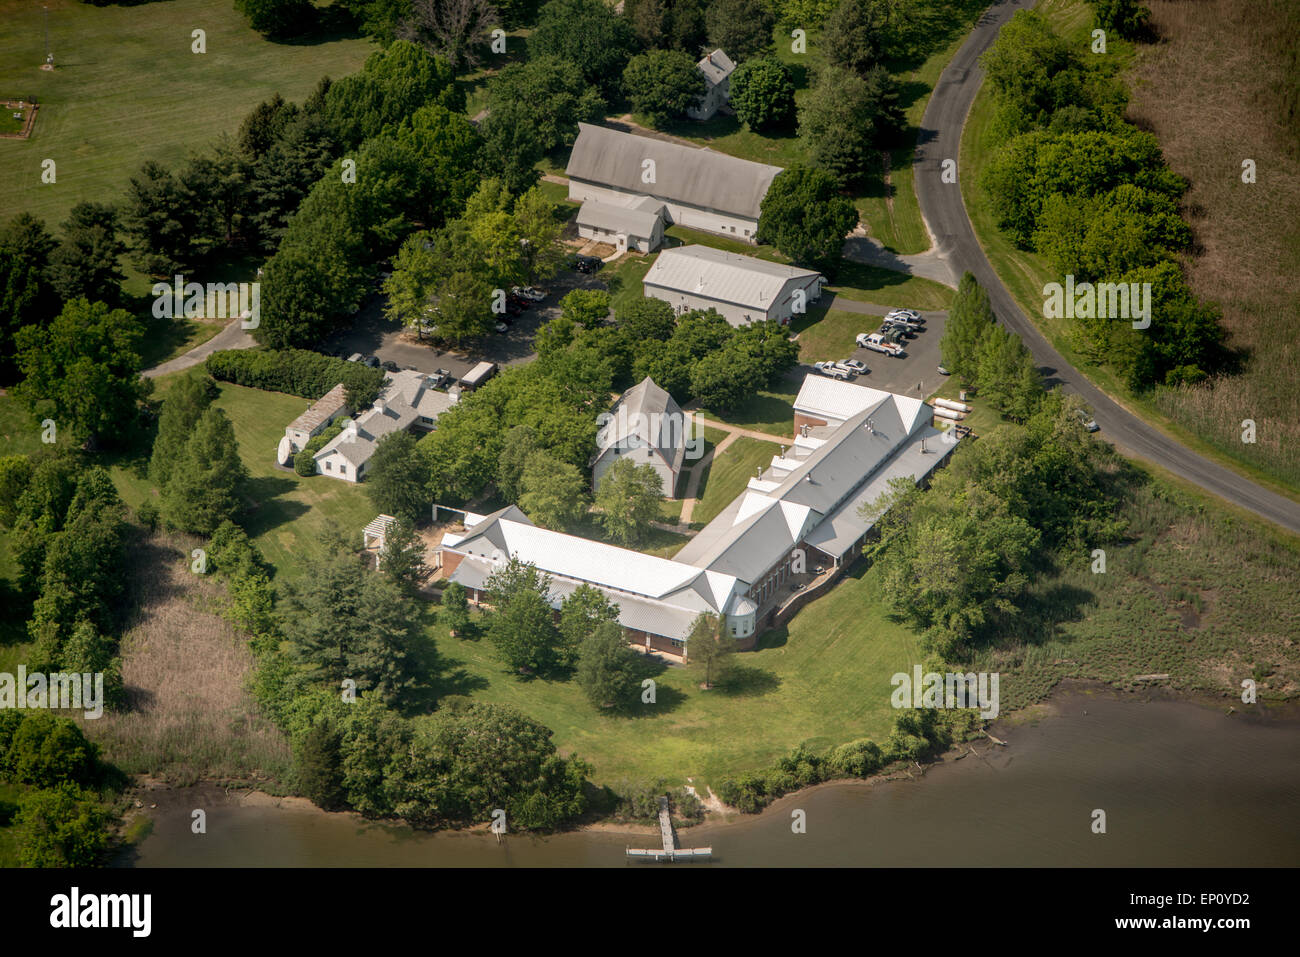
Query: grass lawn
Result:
<box><xmin>107</xmin><ymin>377</ymin><xmax>377</xmax><ymax>581</ymax></box>
<box><xmin>0</xmin><ymin>0</ymin><xmax>374</xmax><ymax>232</ymax></box>
<box><xmin>431</xmin><ymin>559</ymin><xmax>920</xmax><ymax>788</ymax></box>
<box><xmin>793</xmin><ymin>307</ymin><xmax>869</xmax><ymax>363</ymax></box>
<box><xmin>690</xmin><ymin>436</ymin><xmax>777</xmax><ymax>527</ymax></box>
<box><xmin>658</xmin><ymin>497</ymin><xmax>684</xmax><ymax>523</ymax></box>
<box><xmin>600</xmin><ymin>254</ymin><xmax>653</xmax><ymax>316</ymax></box>
<box><xmin>565</xmin><ymin>513</ymin><xmax>692</xmax><ymax>559</ymax></box>
<box><xmin>825</xmin><ymin>260</ymin><xmax>954</xmax><ymax>310</ymax></box>
<box><xmin>698</xmin><ymin>386</ymin><xmax>797</xmax><ymax>437</ymax></box>
<box><xmin>137</xmin><ymin>315</ymin><xmax>225</xmax><ymax>370</ymax></box>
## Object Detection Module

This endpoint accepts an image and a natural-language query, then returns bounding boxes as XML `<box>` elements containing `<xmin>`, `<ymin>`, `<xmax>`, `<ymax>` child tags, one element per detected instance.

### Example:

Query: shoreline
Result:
<box><xmin>121</xmin><ymin>677</ymin><xmax>1300</xmax><ymax>846</ymax></box>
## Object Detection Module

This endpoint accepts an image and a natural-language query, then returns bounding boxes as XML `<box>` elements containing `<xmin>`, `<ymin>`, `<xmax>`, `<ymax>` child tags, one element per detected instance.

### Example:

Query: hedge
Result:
<box><xmin>204</xmin><ymin>348</ymin><xmax>384</xmax><ymax>409</ymax></box>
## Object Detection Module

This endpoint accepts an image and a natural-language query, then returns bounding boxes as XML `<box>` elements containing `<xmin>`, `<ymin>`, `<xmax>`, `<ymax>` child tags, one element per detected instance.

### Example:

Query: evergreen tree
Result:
<box><xmin>149</xmin><ymin>374</ymin><xmax>216</xmax><ymax>490</ymax></box>
<box><xmin>296</xmin><ymin>721</ymin><xmax>347</xmax><ymax>810</ymax></box>
<box><xmin>378</xmin><ymin>516</ymin><xmax>429</xmax><ymax>595</ymax></box>
<box><xmin>939</xmin><ymin>271</ymin><xmax>997</xmax><ymax>385</ymax></box>
<box><xmin>161</xmin><ymin>406</ymin><xmax>248</xmax><ymax>535</ymax></box>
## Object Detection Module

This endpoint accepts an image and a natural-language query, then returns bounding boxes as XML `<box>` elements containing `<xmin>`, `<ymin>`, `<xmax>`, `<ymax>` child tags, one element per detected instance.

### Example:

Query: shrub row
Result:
<box><xmin>716</xmin><ymin>708</ymin><xmax>978</xmax><ymax>814</ymax></box>
<box><xmin>204</xmin><ymin>348</ymin><xmax>384</xmax><ymax>409</ymax></box>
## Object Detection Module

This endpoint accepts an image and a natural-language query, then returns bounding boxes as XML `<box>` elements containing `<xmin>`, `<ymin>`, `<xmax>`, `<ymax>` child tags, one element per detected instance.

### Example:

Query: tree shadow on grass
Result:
<box><xmin>0</xmin><ymin>582</ymin><xmax>31</xmax><ymax>648</ymax></box>
<box><xmin>417</xmin><ymin>651</ymin><xmax>490</xmax><ymax>712</ymax></box>
<box><xmin>238</xmin><ymin>475</ymin><xmax>308</xmax><ymax>539</ymax></box>
<box><xmin>714</xmin><ymin>663</ymin><xmax>781</xmax><ymax>698</ymax></box>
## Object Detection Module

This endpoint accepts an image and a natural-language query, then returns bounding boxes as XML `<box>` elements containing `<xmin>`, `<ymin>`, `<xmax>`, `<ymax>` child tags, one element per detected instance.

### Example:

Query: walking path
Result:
<box><xmin>690</xmin><ymin>414</ymin><xmax>788</xmax><ymax>445</ymax></box>
<box><xmin>677</xmin><ymin>431</ymin><xmax>738</xmax><ymax>526</ymax></box>
<box><xmin>143</xmin><ymin>317</ymin><xmax>256</xmax><ymax>379</ymax></box>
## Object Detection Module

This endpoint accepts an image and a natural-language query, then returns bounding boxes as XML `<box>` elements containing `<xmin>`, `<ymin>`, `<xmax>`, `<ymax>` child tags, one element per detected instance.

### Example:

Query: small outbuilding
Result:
<box><xmin>576</xmin><ymin>196</ymin><xmax>666</xmax><ymax>253</ymax></box>
<box><xmin>688</xmin><ymin>50</ymin><xmax>736</xmax><ymax>121</ymax></box>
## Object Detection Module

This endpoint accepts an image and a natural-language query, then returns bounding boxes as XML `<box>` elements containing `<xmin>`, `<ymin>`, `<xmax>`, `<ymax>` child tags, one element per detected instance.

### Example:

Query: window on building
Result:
<box><xmin>340</xmin><ymin>464</ymin><xmax>347</xmax><ymax>476</ymax></box>
<box><xmin>671</xmin><ymin>638</ymin><xmax>685</xmax><ymax>650</ymax></box>
<box><xmin>325</xmin><ymin>462</ymin><xmax>332</xmax><ymax>471</ymax></box>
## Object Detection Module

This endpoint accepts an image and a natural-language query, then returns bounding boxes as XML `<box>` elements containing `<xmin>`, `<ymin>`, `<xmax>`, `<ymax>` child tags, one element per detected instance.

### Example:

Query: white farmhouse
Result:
<box><xmin>278</xmin><ymin>383</ymin><xmax>350</xmax><ymax>466</ymax></box>
<box><xmin>566</xmin><ymin>123</ymin><xmax>781</xmax><ymax>243</ymax></box>
<box><xmin>591</xmin><ymin>377</ymin><xmax>688</xmax><ymax>498</ymax></box>
<box><xmin>687</xmin><ymin>49</ymin><xmax>736</xmax><ymax>121</ymax></box>
<box><xmin>313</xmin><ymin>370</ymin><xmax>456</xmax><ymax>483</ymax></box>
<box><xmin>642</xmin><ymin>244</ymin><xmax>825</xmax><ymax>326</ymax></box>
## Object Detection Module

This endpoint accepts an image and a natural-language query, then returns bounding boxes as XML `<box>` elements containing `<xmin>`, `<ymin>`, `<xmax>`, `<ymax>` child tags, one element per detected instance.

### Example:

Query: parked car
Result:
<box><xmin>881</xmin><ymin>320</ymin><xmax>916</xmax><ymax>338</ymax></box>
<box><xmin>839</xmin><ymin>358</ymin><xmax>868</xmax><ymax>374</ymax></box>
<box><xmin>495</xmin><ymin>321</ymin><xmax>510</xmax><ymax>334</ymax></box>
<box><xmin>937</xmin><ymin>364</ymin><xmax>951</xmax><ymax>376</ymax></box>
<box><xmin>856</xmin><ymin>333</ymin><xmax>906</xmax><ymax>357</ymax></box>
<box><xmin>1076</xmin><ymin>408</ymin><xmax>1099</xmax><ymax>432</ymax></box>
<box><xmin>363</xmin><ymin>355</ymin><xmax>381</xmax><ymax>368</ymax></box>
<box><xmin>428</xmin><ymin>369</ymin><xmax>451</xmax><ymax>388</ymax></box>
<box><xmin>573</xmin><ymin>254</ymin><xmax>603</xmax><ymax>274</ymax></box>
<box><xmin>512</xmin><ymin>285</ymin><xmax>547</xmax><ymax>302</ymax></box>
<box><xmin>347</xmin><ymin>352</ymin><xmax>363</xmax><ymax>363</ymax></box>
<box><xmin>381</xmin><ymin>359</ymin><xmax>399</xmax><ymax>372</ymax></box>
<box><xmin>814</xmin><ymin>360</ymin><xmax>850</xmax><ymax>380</ymax></box>
<box><xmin>833</xmin><ymin>360</ymin><xmax>862</xmax><ymax>376</ymax></box>
<box><xmin>885</xmin><ymin>308</ymin><xmax>924</xmax><ymax>325</ymax></box>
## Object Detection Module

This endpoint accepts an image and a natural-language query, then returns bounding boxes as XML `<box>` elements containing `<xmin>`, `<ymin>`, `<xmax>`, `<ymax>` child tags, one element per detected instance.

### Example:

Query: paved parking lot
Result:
<box><xmin>320</xmin><ymin>271</ymin><xmax>951</xmax><ymax>401</ymax></box>
<box><xmin>320</xmin><ymin>268</ymin><xmax>608</xmax><ymax>382</ymax></box>
<box><xmin>800</xmin><ymin>304</ymin><xmax>951</xmax><ymax>400</ymax></box>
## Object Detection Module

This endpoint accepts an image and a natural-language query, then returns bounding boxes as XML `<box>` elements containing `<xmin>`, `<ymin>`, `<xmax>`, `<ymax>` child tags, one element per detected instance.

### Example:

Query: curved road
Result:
<box><xmin>910</xmin><ymin>0</ymin><xmax>1300</xmax><ymax>535</ymax></box>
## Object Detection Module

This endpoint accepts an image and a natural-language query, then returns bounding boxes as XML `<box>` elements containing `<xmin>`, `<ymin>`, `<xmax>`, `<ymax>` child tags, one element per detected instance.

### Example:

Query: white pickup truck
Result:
<box><xmin>856</xmin><ymin>332</ymin><xmax>906</xmax><ymax>357</ymax></box>
<box><xmin>814</xmin><ymin>360</ymin><xmax>851</xmax><ymax>380</ymax></box>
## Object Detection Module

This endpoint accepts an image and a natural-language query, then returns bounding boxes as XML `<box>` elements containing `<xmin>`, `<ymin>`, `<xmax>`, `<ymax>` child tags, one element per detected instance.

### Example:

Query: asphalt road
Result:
<box><xmin>912</xmin><ymin>0</ymin><xmax>1300</xmax><ymax>535</ymax></box>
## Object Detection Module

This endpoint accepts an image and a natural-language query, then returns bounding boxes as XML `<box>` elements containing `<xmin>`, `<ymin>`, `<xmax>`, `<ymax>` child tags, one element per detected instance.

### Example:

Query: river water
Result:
<box><xmin>123</xmin><ymin>687</ymin><xmax>1300</xmax><ymax>867</ymax></box>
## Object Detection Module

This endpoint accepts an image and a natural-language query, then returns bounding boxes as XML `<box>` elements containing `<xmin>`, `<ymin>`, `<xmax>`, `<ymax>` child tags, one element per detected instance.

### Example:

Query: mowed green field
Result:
<box><xmin>435</xmin><ymin>560</ymin><xmax>920</xmax><ymax>788</ymax></box>
<box><xmin>109</xmin><ymin>377</ymin><xmax>378</xmax><ymax>581</ymax></box>
<box><xmin>0</xmin><ymin>0</ymin><xmax>375</xmax><ymax>231</ymax></box>
<box><xmin>690</xmin><ymin>436</ymin><xmax>777</xmax><ymax>527</ymax></box>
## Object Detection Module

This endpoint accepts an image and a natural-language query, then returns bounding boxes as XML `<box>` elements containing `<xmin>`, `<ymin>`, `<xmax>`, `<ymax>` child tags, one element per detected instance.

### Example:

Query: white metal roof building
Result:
<box><xmin>438</xmin><ymin>376</ymin><xmax>959</xmax><ymax>654</ymax></box>
<box><xmin>566</xmin><ymin>124</ymin><xmax>781</xmax><ymax>243</ymax></box>
<box><xmin>440</xmin><ymin>505</ymin><xmax>757</xmax><ymax>654</ymax></box>
<box><xmin>642</xmin><ymin>245</ymin><xmax>825</xmax><ymax>326</ymax></box>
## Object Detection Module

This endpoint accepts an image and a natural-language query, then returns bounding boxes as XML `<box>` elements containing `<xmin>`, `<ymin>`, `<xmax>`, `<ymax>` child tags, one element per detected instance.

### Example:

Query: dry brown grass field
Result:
<box><xmin>82</xmin><ymin>532</ymin><xmax>291</xmax><ymax>785</ymax></box>
<box><xmin>1127</xmin><ymin>0</ymin><xmax>1300</xmax><ymax>488</ymax></box>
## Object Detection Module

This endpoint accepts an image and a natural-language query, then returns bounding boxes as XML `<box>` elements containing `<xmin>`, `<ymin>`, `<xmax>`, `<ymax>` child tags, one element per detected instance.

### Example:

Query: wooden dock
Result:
<box><xmin>626</xmin><ymin>796</ymin><xmax>712</xmax><ymax>862</ymax></box>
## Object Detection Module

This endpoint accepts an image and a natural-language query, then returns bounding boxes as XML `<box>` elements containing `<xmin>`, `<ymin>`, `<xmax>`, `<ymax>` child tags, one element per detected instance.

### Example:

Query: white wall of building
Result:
<box><xmin>592</xmin><ymin>440</ymin><xmax>680</xmax><ymax>498</ymax></box>
<box><xmin>577</xmin><ymin>221</ymin><xmax>662</xmax><ymax>253</ymax></box>
<box><xmin>644</xmin><ymin>275</ymin><xmax>824</xmax><ymax>327</ymax></box>
<box><xmin>314</xmin><ymin>450</ymin><xmax>361</xmax><ymax>483</ymax></box>
<box><xmin>568</xmin><ymin>181</ymin><xmax>759</xmax><ymax>243</ymax></box>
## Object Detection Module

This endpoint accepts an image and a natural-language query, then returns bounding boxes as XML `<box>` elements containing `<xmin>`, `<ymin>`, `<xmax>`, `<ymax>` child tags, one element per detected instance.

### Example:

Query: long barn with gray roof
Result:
<box><xmin>565</xmin><ymin>123</ymin><xmax>781</xmax><ymax>244</ymax></box>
